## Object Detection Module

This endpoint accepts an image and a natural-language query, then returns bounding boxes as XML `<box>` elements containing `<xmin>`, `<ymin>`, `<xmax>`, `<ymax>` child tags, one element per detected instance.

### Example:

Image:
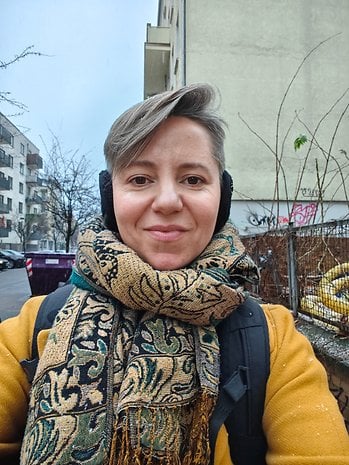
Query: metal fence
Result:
<box><xmin>242</xmin><ymin>219</ymin><xmax>349</xmax><ymax>334</ymax></box>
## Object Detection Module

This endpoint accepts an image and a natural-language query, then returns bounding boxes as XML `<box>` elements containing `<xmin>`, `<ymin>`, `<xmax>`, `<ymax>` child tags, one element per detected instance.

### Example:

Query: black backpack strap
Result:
<box><xmin>20</xmin><ymin>284</ymin><xmax>74</xmax><ymax>383</ymax></box>
<box><xmin>209</xmin><ymin>298</ymin><xmax>270</xmax><ymax>465</ymax></box>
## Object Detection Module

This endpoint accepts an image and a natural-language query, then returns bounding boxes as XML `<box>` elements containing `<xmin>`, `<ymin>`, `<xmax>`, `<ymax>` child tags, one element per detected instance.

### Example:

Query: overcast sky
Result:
<box><xmin>1</xmin><ymin>0</ymin><xmax>158</xmax><ymax>173</ymax></box>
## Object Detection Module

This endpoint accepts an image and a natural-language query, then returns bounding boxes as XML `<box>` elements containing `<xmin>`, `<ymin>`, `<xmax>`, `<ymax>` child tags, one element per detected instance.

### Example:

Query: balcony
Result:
<box><xmin>26</xmin><ymin>193</ymin><xmax>44</xmax><ymax>204</ymax></box>
<box><xmin>0</xmin><ymin>124</ymin><xmax>13</xmax><ymax>145</ymax></box>
<box><xmin>0</xmin><ymin>176</ymin><xmax>11</xmax><ymax>190</ymax></box>
<box><xmin>0</xmin><ymin>149</ymin><xmax>12</xmax><ymax>168</ymax></box>
<box><xmin>26</xmin><ymin>174</ymin><xmax>44</xmax><ymax>186</ymax></box>
<box><xmin>27</xmin><ymin>153</ymin><xmax>43</xmax><ymax>169</ymax></box>
<box><xmin>144</xmin><ymin>25</ymin><xmax>171</xmax><ymax>98</ymax></box>
<box><xmin>0</xmin><ymin>201</ymin><xmax>10</xmax><ymax>214</ymax></box>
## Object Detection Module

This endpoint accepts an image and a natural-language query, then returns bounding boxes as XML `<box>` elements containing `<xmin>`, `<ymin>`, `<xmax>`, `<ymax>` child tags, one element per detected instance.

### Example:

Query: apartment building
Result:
<box><xmin>144</xmin><ymin>0</ymin><xmax>349</xmax><ymax>234</ymax></box>
<box><xmin>0</xmin><ymin>112</ymin><xmax>51</xmax><ymax>251</ymax></box>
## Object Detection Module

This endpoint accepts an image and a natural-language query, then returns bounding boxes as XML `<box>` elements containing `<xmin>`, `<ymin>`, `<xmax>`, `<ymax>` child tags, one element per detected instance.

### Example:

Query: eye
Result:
<box><xmin>130</xmin><ymin>176</ymin><xmax>149</xmax><ymax>185</ymax></box>
<box><xmin>185</xmin><ymin>176</ymin><xmax>203</xmax><ymax>186</ymax></box>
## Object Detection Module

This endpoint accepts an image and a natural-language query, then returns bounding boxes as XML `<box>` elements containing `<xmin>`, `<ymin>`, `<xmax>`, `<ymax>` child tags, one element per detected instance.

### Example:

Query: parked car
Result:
<box><xmin>0</xmin><ymin>257</ymin><xmax>9</xmax><ymax>271</ymax></box>
<box><xmin>0</xmin><ymin>250</ymin><xmax>25</xmax><ymax>269</ymax></box>
<box><xmin>5</xmin><ymin>249</ymin><xmax>26</xmax><ymax>261</ymax></box>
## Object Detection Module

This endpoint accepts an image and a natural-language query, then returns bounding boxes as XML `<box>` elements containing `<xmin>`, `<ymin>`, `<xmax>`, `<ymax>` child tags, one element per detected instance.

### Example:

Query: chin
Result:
<box><xmin>147</xmin><ymin>255</ymin><xmax>191</xmax><ymax>271</ymax></box>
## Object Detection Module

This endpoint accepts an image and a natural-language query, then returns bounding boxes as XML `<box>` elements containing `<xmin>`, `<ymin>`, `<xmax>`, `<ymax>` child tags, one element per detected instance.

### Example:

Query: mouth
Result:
<box><xmin>145</xmin><ymin>225</ymin><xmax>188</xmax><ymax>241</ymax></box>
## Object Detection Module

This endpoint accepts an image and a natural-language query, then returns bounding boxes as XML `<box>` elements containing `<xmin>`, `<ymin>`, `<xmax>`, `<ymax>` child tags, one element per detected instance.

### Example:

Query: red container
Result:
<box><xmin>25</xmin><ymin>252</ymin><xmax>75</xmax><ymax>296</ymax></box>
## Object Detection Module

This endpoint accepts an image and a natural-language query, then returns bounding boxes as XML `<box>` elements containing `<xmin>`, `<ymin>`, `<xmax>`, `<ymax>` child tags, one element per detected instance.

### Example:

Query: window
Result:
<box><xmin>20</xmin><ymin>143</ymin><xmax>25</xmax><ymax>155</ymax></box>
<box><xmin>6</xmin><ymin>219</ymin><xmax>11</xmax><ymax>229</ymax></box>
<box><xmin>0</xmin><ymin>194</ymin><xmax>4</xmax><ymax>204</ymax></box>
<box><xmin>19</xmin><ymin>202</ymin><xmax>23</xmax><ymax>214</ymax></box>
<box><xmin>8</xmin><ymin>176</ymin><xmax>13</xmax><ymax>189</ymax></box>
<box><xmin>33</xmin><ymin>207</ymin><xmax>38</xmax><ymax>214</ymax></box>
<box><xmin>19</xmin><ymin>182</ymin><xmax>24</xmax><ymax>194</ymax></box>
<box><xmin>20</xmin><ymin>163</ymin><xmax>24</xmax><ymax>175</ymax></box>
<box><xmin>0</xmin><ymin>124</ymin><xmax>13</xmax><ymax>145</ymax></box>
<box><xmin>7</xmin><ymin>198</ymin><xmax>12</xmax><ymax>211</ymax></box>
<box><xmin>8</xmin><ymin>155</ymin><xmax>13</xmax><ymax>168</ymax></box>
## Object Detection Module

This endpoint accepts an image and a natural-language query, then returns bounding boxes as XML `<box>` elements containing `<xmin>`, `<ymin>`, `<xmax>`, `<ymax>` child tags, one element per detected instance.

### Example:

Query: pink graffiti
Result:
<box><xmin>276</xmin><ymin>203</ymin><xmax>317</xmax><ymax>226</ymax></box>
<box><xmin>290</xmin><ymin>202</ymin><xmax>317</xmax><ymax>226</ymax></box>
<box><xmin>278</xmin><ymin>216</ymin><xmax>289</xmax><ymax>225</ymax></box>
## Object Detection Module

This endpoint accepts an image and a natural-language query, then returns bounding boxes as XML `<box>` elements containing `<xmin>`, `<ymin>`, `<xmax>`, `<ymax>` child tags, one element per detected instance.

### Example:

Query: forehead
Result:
<box><xmin>151</xmin><ymin>115</ymin><xmax>212</xmax><ymax>142</ymax></box>
<box><xmin>135</xmin><ymin>116</ymin><xmax>214</xmax><ymax>159</ymax></box>
<box><xmin>113</xmin><ymin>115</ymin><xmax>218</xmax><ymax>175</ymax></box>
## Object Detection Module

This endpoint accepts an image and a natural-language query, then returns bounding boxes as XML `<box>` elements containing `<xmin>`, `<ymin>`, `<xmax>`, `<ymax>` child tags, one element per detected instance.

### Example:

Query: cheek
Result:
<box><xmin>112</xmin><ymin>189</ymin><xmax>130</xmax><ymax>218</ymax></box>
<box><xmin>113</xmin><ymin>192</ymin><xmax>143</xmax><ymax>236</ymax></box>
<box><xmin>205</xmin><ymin>191</ymin><xmax>221</xmax><ymax>223</ymax></box>
<box><xmin>206</xmin><ymin>207</ymin><xmax>220</xmax><ymax>233</ymax></box>
<box><xmin>193</xmin><ymin>195</ymin><xmax>220</xmax><ymax>241</ymax></box>
<box><xmin>112</xmin><ymin>192</ymin><xmax>131</xmax><ymax>237</ymax></box>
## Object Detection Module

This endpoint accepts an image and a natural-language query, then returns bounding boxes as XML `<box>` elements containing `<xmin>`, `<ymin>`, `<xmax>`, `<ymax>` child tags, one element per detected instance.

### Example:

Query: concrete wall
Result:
<box><xmin>155</xmin><ymin>0</ymin><xmax>349</xmax><ymax>209</ymax></box>
<box><xmin>231</xmin><ymin>199</ymin><xmax>349</xmax><ymax>235</ymax></box>
<box><xmin>185</xmin><ymin>0</ymin><xmax>349</xmax><ymax>202</ymax></box>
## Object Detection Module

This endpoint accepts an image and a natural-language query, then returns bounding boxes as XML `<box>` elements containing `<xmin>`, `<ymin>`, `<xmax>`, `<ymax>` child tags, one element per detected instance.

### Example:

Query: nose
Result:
<box><xmin>151</xmin><ymin>180</ymin><xmax>183</xmax><ymax>214</ymax></box>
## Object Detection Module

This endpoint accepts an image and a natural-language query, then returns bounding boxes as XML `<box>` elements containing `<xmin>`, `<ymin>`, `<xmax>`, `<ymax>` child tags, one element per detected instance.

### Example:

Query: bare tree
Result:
<box><xmin>0</xmin><ymin>45</ymin><xmax>45</xmax><ymax>112</ymax></box>
<box><xmin>43</xmin><ymin>134</ymin><xmax>100</xmax><ymax>252</ymax></box>
<box><xmin>12</xmin><ymin>213</ymin><xmax>50</xmax><ymax>252</ymax></box>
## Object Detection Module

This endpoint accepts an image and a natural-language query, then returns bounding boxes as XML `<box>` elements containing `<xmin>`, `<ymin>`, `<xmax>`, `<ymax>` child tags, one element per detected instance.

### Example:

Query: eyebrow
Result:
<box><xmin>126</xmin><ymin>160</ymin><xmax>212</xmax><ymax>172</ymax></box>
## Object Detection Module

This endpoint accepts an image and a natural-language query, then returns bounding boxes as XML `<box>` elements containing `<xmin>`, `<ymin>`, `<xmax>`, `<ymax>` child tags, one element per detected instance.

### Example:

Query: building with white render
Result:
<box><xmin>0</xmin><ymin>112</ymin><xmax>53</xmax><ymax>251</ymax></box>
<box><xmin>144</xmin><ymin>0</ymin><xmax>349</xmax><ymax>234</ymax></box>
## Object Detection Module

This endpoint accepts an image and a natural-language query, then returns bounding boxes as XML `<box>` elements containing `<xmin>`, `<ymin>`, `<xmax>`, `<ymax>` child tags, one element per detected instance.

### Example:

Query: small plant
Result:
<box><xmin>294</xmin><ymin>134</ymin><xmax>307</xmax><ymax>151</ymax></box>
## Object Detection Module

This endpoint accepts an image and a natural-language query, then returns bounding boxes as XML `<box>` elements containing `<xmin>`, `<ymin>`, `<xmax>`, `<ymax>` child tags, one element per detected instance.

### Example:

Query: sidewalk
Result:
<box><xmin>0</xmin><ymin>268</ymin><xmax>31</xmax><ymax>320</ymax></box>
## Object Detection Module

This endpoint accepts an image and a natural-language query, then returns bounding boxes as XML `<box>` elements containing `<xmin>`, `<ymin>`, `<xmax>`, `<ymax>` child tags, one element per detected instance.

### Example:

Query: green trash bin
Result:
<box><xmin>25</xmin><ymin>252</ymin><xmax>75</xmax><ymax>296</ymax></box>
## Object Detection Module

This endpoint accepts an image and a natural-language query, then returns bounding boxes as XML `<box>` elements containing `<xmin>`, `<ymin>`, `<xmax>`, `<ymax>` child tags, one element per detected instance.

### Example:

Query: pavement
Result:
<box><xmin>0</xmin><ymin>267</ymin><xmax>32</xmax><ymax>320</ymax></box>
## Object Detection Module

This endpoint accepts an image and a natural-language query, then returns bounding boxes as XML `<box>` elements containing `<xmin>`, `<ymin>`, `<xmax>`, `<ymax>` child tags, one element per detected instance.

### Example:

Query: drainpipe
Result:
<box><xmin>183</xmin><ymin>0</ymin><xmax>187</xmax><ymax>85</ymax></box>
<box><xmin>287</xmin><ymin>223</ymin><xmax>299</xmax><ymax>316</ymax></box>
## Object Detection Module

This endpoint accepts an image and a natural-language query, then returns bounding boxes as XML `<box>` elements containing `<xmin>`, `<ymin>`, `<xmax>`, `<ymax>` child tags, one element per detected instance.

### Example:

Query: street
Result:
<box><xmin>0</xmin><ymin>268</ymin><xmax>32</xmax><ymax>320</ymax></box>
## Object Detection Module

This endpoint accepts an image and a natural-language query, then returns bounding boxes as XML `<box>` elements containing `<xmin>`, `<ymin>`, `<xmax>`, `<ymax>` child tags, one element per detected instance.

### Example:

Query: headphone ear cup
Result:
<box><xmin>99</xmin><ymin>170</ymin><xmax>118</xmax><ymax>232</ymax></box>
<box><xmin>214</xmin><ymin>170</ymin><xmax>233</xmax><ymax>234</ymax></box>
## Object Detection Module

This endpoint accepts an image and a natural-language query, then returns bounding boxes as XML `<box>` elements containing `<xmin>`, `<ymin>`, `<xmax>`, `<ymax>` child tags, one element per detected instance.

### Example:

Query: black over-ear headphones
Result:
<box><xmin>99</xmin><ymin>169</ymin><xmax>233</xmax><ymax>235</ymax></box>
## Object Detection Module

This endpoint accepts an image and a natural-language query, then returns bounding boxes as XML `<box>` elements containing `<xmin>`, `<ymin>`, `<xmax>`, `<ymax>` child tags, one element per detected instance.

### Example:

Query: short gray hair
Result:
<box><xmin>104</xmin><ymin>83</ymin><xmax>226</xmax><ymax>175</ymax></box>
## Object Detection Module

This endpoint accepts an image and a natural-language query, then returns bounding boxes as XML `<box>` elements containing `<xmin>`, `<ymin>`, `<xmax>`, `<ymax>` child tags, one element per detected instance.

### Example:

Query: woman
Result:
<box><xmin>0</xmin><ymin>84</ymin><xmax>348</xmax><ymax>465</ymax></box>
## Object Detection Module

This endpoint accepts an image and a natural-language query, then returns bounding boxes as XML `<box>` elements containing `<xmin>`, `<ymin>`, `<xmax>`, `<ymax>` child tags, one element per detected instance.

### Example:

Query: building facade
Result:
<box><xmin>144</xmin><ymin>0</ymin><xmax>349</xmax><ymax>234</ymax></box>
<box><xmin>0</xmin><ymin>112</ymin><xmax>54</xmax><ymax>251</ymax></box>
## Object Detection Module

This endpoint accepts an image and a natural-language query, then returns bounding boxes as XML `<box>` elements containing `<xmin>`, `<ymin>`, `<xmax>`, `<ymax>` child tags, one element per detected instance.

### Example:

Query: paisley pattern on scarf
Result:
<box><xmin>20</xmin><ymin>217</ymin><xmax>259</xmax><ymax>465</ymax></box>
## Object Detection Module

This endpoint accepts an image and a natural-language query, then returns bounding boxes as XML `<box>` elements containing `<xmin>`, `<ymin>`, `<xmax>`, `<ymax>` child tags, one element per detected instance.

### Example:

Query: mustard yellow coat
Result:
<box><xmin>0</xmin><ymin>298</ymin><xmax>348</xmax><ymax>464</ymax></box>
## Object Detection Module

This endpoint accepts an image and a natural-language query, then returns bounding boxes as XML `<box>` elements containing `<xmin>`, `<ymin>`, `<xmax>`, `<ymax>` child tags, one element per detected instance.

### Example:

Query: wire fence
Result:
<box><xmin>242</xmin><ymin>219</ymin><xmax>349</xmax><ymax>335</ymax></box>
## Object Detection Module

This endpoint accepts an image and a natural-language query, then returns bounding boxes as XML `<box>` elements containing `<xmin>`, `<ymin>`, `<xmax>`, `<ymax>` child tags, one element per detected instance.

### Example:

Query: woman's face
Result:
<box><xmin>112</xmin><ymin>116</ymin><xmax>221</xmax><ymax>270</ymax></box>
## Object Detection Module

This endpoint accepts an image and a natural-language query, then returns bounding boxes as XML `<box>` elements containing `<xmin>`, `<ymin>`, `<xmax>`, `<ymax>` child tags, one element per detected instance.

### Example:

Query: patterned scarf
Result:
<box><xmin>20</xmin><ymin>217</ymin><xmax>259</xmax><ymax>465</ymax></box>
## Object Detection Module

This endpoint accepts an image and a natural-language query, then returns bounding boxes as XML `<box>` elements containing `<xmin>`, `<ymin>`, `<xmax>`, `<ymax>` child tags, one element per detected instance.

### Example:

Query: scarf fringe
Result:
<box><xmin>109</xmin><ymin>391</ymin><xmax>215</xmax><ymax>465</ymax></box>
